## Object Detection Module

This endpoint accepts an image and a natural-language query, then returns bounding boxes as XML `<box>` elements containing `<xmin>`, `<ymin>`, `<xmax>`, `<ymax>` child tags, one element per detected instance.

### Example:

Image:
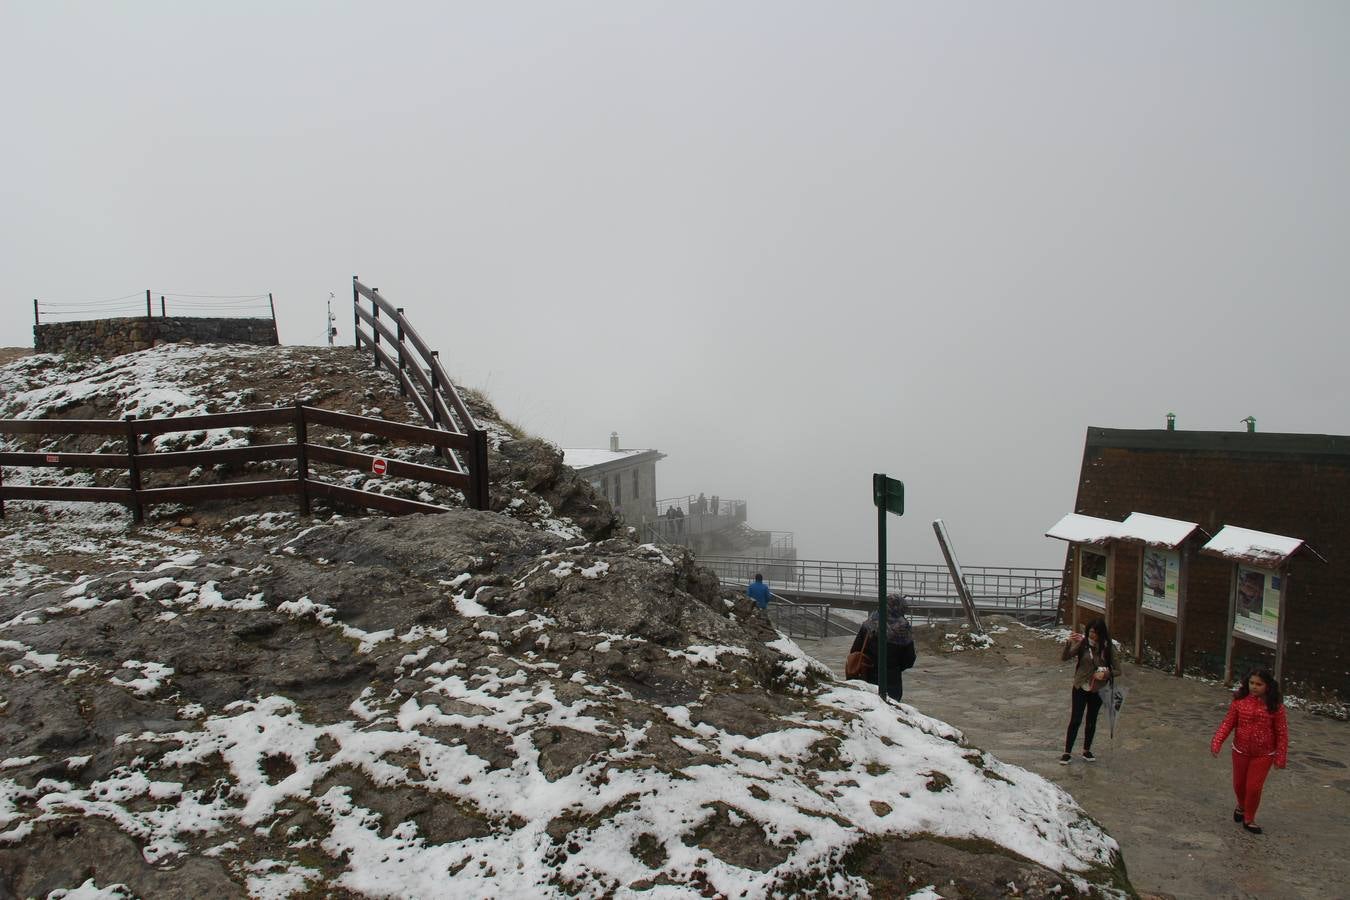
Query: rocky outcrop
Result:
<box><xmin>0</xmin><ymin>510</ymin><xmax>1131</xmax><ymax>898</ymax></box>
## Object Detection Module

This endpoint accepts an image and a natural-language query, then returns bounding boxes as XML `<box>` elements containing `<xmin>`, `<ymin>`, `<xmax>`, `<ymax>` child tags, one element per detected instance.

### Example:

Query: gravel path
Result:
<box><xmin>795</xmin><ymin>621</ymin><xmax>1350</xmax><ymax>899</ymax></box>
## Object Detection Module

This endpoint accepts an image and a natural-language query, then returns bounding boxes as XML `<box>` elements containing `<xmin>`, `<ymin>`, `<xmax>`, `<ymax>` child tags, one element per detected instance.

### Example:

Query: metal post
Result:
<box><xmin>160</xmin><ymin>296</ymin><xmax>166</xmax><ymax>318</ymax></box>
<box><xmin>269</xmin><ymin>293</ymin><xmax>278</xmax><ymax>344</ymax></box>
<box><xmin>294</xmin><ymin>401</ymin><xmax>310</xmax><ymax>516</ymax></box>
<box><xmin>876</xmin><ymin>496</ymin><xmax>889</xmax><ymax>702</ymax></box>
<box><xmin>125</xmin><ymin>415</ymin><xmax>143</xmax><ymax>524</ymax></box>
<box><xmin>352</xmin><ymin>276</ymin><xmax>360</xmax><ymax>349</ymax></box>
<box><xmin>395</xmin><ymin>308</ymin><xmax>407</xmax><ymax>396</ymax></box>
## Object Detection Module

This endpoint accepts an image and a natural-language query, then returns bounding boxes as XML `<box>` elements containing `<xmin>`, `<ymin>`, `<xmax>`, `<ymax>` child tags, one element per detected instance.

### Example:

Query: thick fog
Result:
<box><xmin>3</xmin><ymin>3</ymin><xmax>1348</xmax><ymax>568</ymax></box>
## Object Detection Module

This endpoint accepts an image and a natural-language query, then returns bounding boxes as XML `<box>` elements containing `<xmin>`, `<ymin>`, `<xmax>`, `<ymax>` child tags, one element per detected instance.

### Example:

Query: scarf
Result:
<box><xmin>864</xmin><ymin>600</ymin><xmax>914</xmax><ymax>646</ymax></box>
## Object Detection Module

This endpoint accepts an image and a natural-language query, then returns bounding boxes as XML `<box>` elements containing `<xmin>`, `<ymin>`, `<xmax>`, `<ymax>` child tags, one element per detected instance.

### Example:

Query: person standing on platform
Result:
<box><xmin>1059</xmin><ymin>618</ymin><xmax>1119</xmax><ymax>764</ymax></box>
<box><xmin>847</xmin><ymin>594</ymin><xmax>917</xmax><ymax>701</ymax></box>
<box><xmin>1211</xmin><ymin>668</ymin><xmax>1289</xmax><ymax>835</ymax></box>
<box><xmin>746</xmin><ymin>574</ymin><xmax>771</xmax><ymax>611</ymax></box>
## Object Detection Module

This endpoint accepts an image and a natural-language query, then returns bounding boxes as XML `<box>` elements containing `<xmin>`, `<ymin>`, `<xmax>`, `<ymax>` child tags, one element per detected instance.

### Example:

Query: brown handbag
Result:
<box><xmin>845</xmin><ymin>633</ymin><xmax>874</xmax><ymax>680</ymax></box>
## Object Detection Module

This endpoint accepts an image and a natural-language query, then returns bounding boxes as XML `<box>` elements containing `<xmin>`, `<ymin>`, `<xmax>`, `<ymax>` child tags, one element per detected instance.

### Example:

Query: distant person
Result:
<box><xmin>1059</xmin><ymin>618</ymin><xmax>1119</xmax><ymax>764</ymax></box>
<box><xmin>846</xmin><ymin>594</ymin><xmax>916</xmax><ymax>701</ymax></box>
<box><xmin>1211</xmin><ymin>668</ymin><xmax>1289</xmax><ymax>835</ymax></box>
<box><xmin>696</xmin><ymin>492</ymin><xmax>707</xmax><ymax>515</ymax></box>
<box><xmin>710</xmin><ymin>495</ymin><xmax>719</xmax><ymax>515</ymax></box>
<box><xmin>746</xmin><ymin>574</ymin><xmax>771</xmax><ymax>610</ymax></box>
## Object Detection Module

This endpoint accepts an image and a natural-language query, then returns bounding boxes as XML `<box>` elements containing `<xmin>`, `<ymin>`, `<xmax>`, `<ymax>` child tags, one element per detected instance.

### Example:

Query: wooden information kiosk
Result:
<box><xmin>1114</xmin><ymin>512</ymin><xmax>1204</xmax><ymax>675</ymax></box>
<box><xmin>1046</xmin><ymin>513</ymin><xmax>1120</xmax><ymax>631</ymax></box>
<box><xmin>1201</xmin><ymin>525</ymin><xmax>1322</xmax><ymax>684</ymax></box>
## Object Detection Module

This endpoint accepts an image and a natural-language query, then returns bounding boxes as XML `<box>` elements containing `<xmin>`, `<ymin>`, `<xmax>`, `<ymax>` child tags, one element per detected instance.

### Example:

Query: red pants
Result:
<box><xmin>1231</xmin><ymin>751</ymin><xmax>1275</xmax><ymax>824</ymax></box>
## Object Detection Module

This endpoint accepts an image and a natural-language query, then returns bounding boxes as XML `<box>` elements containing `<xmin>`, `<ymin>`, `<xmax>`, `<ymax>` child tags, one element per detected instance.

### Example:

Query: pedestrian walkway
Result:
<box><xmin>794</xmin><ymin>623</ymin><xmax>1350</xmax><ymax>900</ymax></box>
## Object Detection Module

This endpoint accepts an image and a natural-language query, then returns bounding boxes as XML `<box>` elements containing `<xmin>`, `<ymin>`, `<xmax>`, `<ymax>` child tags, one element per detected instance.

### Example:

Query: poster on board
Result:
<box><xmin>1141</xmin><ymin>548</ymin><xmax>1180</xmax><ymax>618</ymax></box>
<box><xmin>1077</xmin><ymin>549</ymin><xmax>1108</xmax><ymax>609</ymax></box>
<box><xmin>1233</xmin><ymin>565</ymin><xmax>1280</xmax><ymax>644</ymax></box>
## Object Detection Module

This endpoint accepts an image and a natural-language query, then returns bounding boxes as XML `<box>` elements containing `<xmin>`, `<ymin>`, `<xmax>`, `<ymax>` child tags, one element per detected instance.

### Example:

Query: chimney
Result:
<box><xmin>610</xmin><ymin>431</ymin><xmax>619</xmax><ymax>451</ymax></box>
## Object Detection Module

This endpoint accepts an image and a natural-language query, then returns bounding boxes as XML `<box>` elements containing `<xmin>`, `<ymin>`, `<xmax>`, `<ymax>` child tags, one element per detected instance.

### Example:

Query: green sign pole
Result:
<box><xmin>872</xmin><ymin>473</ymin><xmax>904</xmax><ymax>703</ymax></box>
<box><xmin>877</xmin><ymin>487</ymin><xmax>889</xmax><ymax>702</ymax></box>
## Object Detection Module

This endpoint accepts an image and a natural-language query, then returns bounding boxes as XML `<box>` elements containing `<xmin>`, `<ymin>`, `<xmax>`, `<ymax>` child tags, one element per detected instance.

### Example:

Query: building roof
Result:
<box><xmin>1045</xmin><ymin>513</ymin><xmax>1119</xmax><ymax>545</ymax></box>
<box><xmin>561</xmin><ymin>447</ymin><xmax>665</xmax><ymax>472</ymax></box>
<box><xmin>1201</xmin><ymin>525</ymin><xmax>1322</xmax><ymax>568</ymax></box>
<box><xmin>1115</xmin><ymin>512</ymin><xmax>1204</xmax><ymax>549</ymax></box>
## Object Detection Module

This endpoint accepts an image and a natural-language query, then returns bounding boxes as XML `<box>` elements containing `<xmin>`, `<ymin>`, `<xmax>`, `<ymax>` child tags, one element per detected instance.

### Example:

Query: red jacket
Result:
<box><xmin>1211</xmin><ymin>694</ymin><xmax>1289</xmax><ymax>767</ymax></box>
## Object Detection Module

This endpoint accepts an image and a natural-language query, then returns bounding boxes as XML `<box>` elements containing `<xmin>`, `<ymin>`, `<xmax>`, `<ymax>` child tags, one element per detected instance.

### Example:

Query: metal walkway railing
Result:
<box><xmin>709</xmin><ymin>555</ymin><xmax>1061</xmax><ymax>620</ymax></box>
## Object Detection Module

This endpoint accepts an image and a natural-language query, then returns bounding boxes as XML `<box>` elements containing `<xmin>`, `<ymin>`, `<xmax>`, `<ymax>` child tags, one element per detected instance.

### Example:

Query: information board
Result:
<box><xmin>1141</xmin><ymin>548</ymin><xmax>1180</xmax><ymax>618</ymax></box>
<box><xmin>1233</xmin><ymin>564</ymin><xmax>1281</xmax><ymax>644</ymax></box>
<box><xmin>1077</xmin><ymin>549</ymin><xmax>1108</xmax><ymax>609</ymax></box>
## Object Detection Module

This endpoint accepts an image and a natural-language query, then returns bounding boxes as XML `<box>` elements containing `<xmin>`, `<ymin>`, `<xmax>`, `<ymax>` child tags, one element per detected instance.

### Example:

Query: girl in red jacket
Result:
<box><xmin>1210</xmin><ymin>668</ymin><xmax>1289</xmax><ymax>834</ymax></box>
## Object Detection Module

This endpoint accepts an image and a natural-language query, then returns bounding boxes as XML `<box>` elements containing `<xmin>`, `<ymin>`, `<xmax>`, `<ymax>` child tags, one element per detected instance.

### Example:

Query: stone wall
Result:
<box><xmin>34</xmin><ymin>317</ymin><xmax>278</xmax><ymax>356</ymax></box>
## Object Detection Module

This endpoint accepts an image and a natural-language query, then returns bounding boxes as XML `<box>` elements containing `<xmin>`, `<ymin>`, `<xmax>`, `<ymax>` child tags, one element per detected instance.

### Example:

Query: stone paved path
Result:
<box><xmin>794</xmin><ymin>622</ymin><xmax>1350</xmax><ymax>900</ymax></box>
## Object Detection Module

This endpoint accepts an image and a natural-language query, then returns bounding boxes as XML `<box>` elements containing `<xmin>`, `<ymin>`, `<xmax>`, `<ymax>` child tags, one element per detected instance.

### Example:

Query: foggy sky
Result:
<box><xmin>3</xmin><ymin>2</ymin><xmax>1348</xmax><ymax>568</ymax></box>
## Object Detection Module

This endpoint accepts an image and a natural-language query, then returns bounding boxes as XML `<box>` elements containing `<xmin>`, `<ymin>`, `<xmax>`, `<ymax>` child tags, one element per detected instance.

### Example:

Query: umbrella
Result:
<box><xmin>1101</xmin><ymin>678</ymin><xmax>1128</xmax><ymax>739</ymax></box>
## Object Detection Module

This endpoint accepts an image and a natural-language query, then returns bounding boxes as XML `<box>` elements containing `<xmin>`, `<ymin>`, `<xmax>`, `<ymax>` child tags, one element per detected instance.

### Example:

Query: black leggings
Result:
<box><xmin>1064</xmin><ymin>687</ymin><xmax>1103</xmax><ymax>753</ymax></box>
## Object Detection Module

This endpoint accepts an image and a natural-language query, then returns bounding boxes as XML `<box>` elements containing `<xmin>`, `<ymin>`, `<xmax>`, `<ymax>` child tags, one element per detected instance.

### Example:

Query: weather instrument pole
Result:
<box><xmin>872</xmin><ymin>474</ymin><xmax>905</xmax><ymax>702</ymax></box>
<box><xmin>326</xmin><ymin>292</ymin><xmax>337</xmax><ymax>346</ymax></box>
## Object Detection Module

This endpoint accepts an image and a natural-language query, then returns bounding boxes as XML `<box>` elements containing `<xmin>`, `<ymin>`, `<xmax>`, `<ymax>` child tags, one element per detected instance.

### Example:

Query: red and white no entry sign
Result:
<box><xmin>371</xmin><ymin>457</ymin><xmax>388</xmax><ymax>476</ymax></box>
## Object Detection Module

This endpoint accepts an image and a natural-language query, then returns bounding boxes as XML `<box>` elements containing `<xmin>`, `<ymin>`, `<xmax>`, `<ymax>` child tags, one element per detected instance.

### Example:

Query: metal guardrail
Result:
<box><xmin>709</xmin><ymin>555</ymin><xmax>1062</xmax><ymax>617</ymax></box>
<box><xmin>762</xmin><ymin>592</ymin><xmax>852</xmax><ymax>640</ymax></box>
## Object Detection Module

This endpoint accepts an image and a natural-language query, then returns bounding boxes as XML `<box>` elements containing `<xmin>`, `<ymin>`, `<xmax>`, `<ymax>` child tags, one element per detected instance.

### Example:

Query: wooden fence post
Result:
<box><xmin>294</xmin><ymin>402</ymin><xmax>311</xmax><ymax>516</ymax></box>
<box><xmin>268</xmin><ymin>293</ymin><xmax>278</xmax><ymax>344</ymax></box>
<box><xmin>0</xmin><ymin>463</ymin><xmax>6</xmax><ymax>519</ymax></box>
<box><xmin>371</xmin><ymin>291</ymin><xmax>381</xmax><ymax>369</ymax></box>
<box><xmin>395</xmin><ymin>308</ymin><xmax>407</xmax><ymax>396</ymax></box>
<box><xmin>160</xmin><ymin>296</ymin><xmax>166</xmax><ymax>318</ymax></box>
<box><xmin>429</xmin><ymin>352</ymin><xmax>441</xmax><ymax>426</ymax></box>
<box><xmin>33</xmin><ymin>299</ymin><xmax>39</xmax><ymax>327</ymax></box>
<box><xmin>145</xmin><ymin>290</ymin><xmax>152</xmax><ymax>321</ymax></box>
<box><xmin>125</xmin><ymin>415</ymin><xmax>144</xmax><ymax>523</ymax></box>
<box><xmin>352</xmin><ymin>276</ymin><xmax>360</xmax><ymax>350</ymax></box>
<box><xmin>471</xmin><ymin>428</ymin><xmax>490</xmax><ymax>510</ymax></box>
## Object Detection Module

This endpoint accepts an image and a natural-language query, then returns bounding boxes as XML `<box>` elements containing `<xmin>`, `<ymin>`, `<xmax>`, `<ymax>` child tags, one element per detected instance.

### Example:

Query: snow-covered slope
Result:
<box><xmin>0</xmin><ymin>346</ymin><xmax>1131</xmax><ymax>899</ymax></box>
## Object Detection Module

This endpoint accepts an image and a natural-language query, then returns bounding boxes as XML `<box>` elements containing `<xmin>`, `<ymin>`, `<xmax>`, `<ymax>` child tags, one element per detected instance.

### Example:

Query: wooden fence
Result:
<box><xmin>0</xmin><ymin>403</ymin><xmax>484</xmax><ymax>521</ymax></box>
<box><xmin>350</xmin><ymin>277</ymin><xmax>489</xmax><ymax>511</ymax></box>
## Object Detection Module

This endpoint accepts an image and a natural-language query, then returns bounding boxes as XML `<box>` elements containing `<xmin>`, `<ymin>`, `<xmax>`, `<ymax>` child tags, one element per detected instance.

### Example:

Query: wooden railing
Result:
<box><xmin>0</xmin><ymin>403</ymin><xmax>481</xmax><ymax>521</ymax></box>
<box><xmin>351</xmin><ymin>277</ymin><xmax>489</xmax><ymax>511</ymax></box>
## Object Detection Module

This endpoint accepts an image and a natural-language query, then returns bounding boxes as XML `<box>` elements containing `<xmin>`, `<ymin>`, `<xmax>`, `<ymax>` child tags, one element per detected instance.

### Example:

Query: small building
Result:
<box><xmin>1061</xmin><ymin>424</ymin><xmax>1345</xmax><ymax>699</ymax></box>
<box><xmin>561</xmin><ymin>433</ymin><xmax>666</xmax><ymax>531</ymax></box>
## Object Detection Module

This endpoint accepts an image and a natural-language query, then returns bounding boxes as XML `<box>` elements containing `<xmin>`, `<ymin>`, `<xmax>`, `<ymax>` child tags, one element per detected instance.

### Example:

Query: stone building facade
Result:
<box><xmin>1064</xmin><ymin>426</ymin><xmax>1350</xmax><ymax>699</ymax></box>
<box><xmin>34</xmin><ymin>317</ymin><xmax>278</xmax><ymax>357</ymax></box>
<box><xmin>561</xmin><ymin>434</ymin><xmax>665</xmax><ymax>531</ymax></box>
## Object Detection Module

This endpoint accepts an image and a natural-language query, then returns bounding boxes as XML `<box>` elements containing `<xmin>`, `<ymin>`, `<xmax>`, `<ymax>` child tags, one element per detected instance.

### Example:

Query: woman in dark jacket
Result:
<box><xmin>848</xmin><ymin>594</ymin><xmax>917</xmax><ymax>700</ymax></box>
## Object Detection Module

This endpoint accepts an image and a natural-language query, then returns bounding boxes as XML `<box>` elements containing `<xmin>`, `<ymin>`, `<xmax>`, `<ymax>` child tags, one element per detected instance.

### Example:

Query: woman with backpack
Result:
<box><xmin>846</xmin><ymin>594</ymin><xmax>917</xmax><ymax>701</ymax></box>
<box><xmin>1059</xmin><ymin>617</ymin><xmax>1119</xmax><ymax>764</ymax></box>
<box><xmin>1211</xmin><ymin>668</ymin><xmax>1289</xmax><ymax>834</ymax></box>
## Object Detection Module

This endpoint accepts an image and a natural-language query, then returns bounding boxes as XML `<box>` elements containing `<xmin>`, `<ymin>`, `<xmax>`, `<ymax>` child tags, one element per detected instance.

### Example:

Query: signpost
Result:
<box><xmin>372</xmin><ymin>457</ymin><xmax>388</xmax><ymax>477</ymax></box>
<box><xmin>873</xmin><ymin>474</ymin><xmax>904</xmax><ymax>702</ymax></box>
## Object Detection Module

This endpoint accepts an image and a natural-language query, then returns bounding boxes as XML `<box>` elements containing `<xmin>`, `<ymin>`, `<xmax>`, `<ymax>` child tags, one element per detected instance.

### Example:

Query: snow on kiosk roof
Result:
<box><xmin>1201</xmin><ymin>525</ymin><xmax>1324</xmax><ymax>568</ymax></box>
<box><xmin>1045</xmin><ymin>513</ymin><xmax>1120</xmax><ymax>545</ymax></box>
<box><xmin>1115</xmin><ymin>512</ymin><xmax>1204</xmax><ymax>549</ymax></box>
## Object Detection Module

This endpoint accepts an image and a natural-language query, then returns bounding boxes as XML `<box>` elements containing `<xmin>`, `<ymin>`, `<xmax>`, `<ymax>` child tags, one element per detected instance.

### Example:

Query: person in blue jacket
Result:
<box><xmin>746</xmin><ymin>574</ymin><xmax>771</xmax><ymax>610</ymax></box>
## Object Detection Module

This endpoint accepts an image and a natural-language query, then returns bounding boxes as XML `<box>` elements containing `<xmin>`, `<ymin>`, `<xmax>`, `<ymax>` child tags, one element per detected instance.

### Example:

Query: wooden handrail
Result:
<box><xmin>0</xmin><ymin>400</ymin><xmax>487</xmax><ymax>518</ymax></box>
<box><xmin>350</xmin><ymin>278</ymin><xmax>490</xmax><ymax>508</ymax></box>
